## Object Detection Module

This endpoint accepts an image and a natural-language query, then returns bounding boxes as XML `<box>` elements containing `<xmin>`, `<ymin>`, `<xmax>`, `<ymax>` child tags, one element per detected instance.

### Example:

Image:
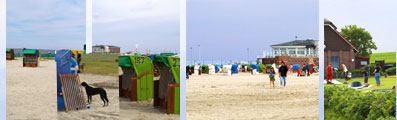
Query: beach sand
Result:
<box><xmin>119</xmin><ymin>77</ymin><xmax>180</xmax><ymax>120</ymax></box>
<box><xmin>187</xmin><ymin>72</ymin><xmax>319</xmax><ymax>120</ymax></box>
<box><xmin>6</xmin><ymin>58</ymin><xmax>57</xmax><ymax>119</ymax></box>
<box><xmin>57</xmin><ymin>74</ymin><xmax>120</xmax><ymax>120</ymax></box>
<box><xmin>6</xmin><ymin>58</ymin><xmax>120</xmax><ymax>120</ymax></box>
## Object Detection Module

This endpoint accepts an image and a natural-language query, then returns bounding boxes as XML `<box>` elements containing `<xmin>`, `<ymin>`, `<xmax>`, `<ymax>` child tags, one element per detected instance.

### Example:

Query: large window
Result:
<box><xmin>280</xmin><ymin>48</ymin><xmax>286</xmax><ymax>55</ymax></box>
<box><xmin>297</xmin><ymin>48</ymin><xmax>305</xmax><ymax>55</ymax></box>
<box><xmin>274</xmin><ymin>48</ymin><xmax>279</xmax><ymax>55</ymax></box>
<box><xmin>288</xmin><ymin>48</ymin><xmax>296</xmax><ymax>55</ymax></box>
<box><xmin>331</xmin><ymin>56</ymin><xmax>339</xmax><ymax>68</ymax></box>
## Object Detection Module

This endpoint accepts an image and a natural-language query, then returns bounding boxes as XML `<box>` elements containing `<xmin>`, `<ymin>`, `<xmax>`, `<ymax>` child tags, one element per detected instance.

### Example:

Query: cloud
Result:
<box><xmin>93</xmin><ymin>0</ymin><xmax>180</xmax><ymax>53</ymax></box>
<box><xmin>7</xmin><ymin>0</ymin><xmax>86</xmax><ymax>50</ymax></box>
<box><xmin>93</xmin><ymin>0</ymin><xmax>179</xmax><ymax>24</ymax></box>
<box><xmin>321</xmin><ymin>0</ymin><xmax>397</xmax><ymax>53</ymax></box>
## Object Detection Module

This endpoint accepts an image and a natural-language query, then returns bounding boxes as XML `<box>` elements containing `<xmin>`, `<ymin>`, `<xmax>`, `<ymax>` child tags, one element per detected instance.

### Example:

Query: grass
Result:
<box><xmin>369</xmin><ymin>52</ymin><xmax>396</xmax><ymax>64</ymax></box>
<box><xmin>325</xmin><ymin>75</ymin><xmax>396</xmax><ymax>91</ymax></box>
<box><xmin>80</xmin><ymin>54</ymin><xmax>119</xmax><ymax>75</ymax></box>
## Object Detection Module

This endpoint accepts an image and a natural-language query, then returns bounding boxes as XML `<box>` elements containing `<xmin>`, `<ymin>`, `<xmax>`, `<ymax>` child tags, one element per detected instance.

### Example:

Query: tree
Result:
<box><xmin>340</xmin><ymin>25</ymin><xmax>377</xmax><ymax>57</ymax></box>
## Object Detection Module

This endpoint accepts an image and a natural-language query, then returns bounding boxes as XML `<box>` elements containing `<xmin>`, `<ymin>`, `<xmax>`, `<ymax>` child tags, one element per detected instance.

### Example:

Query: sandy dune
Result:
<box><xmin>7</xmin><ymin>58</ymin><xmax>57</xmax><ymax>119</ymax></box>
<box><xmin>187</xmin><ymin>72</ymin><xmax>319</xmax><ymax>120</ymax></box>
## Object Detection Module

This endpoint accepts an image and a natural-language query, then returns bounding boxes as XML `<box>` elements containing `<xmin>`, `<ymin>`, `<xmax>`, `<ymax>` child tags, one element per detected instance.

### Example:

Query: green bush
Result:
<box><xmin>385</xmin><ymin>67</ymin><xmax>396</xmax><ymax>75</ymax></box>
<box><xmin>325</xmin><ymin>86</ymin><xmax>396</xmax><ymax>120</ymax></box>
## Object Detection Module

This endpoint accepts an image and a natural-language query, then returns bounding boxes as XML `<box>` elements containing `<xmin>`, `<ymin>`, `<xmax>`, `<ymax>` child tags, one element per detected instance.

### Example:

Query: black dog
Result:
<box><xmin>81</xmin><ymin>82</ymin><xmax>109</xmax><ymax>107</ymax></box>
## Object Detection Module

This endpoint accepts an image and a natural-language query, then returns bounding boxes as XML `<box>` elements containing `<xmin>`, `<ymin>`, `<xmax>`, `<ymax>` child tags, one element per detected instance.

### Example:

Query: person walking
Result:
<box><xmin>278</xmin><ymin>61</ymin><xmax>288</xmax><ymax>87</ymax></box>
<box><xmin>326</xmin><ymin>64</ymin><xmax>333</xmax><ymax>84</ymax></box>
<box><xmin>373</xmin><ymin>63</ymin><xmax>381</xmax><ymax>87</ymax></box>
<box><xmin>342</xmin><ymin>64</ymin><xmax>348</xmax><ymax>84</ymax></box>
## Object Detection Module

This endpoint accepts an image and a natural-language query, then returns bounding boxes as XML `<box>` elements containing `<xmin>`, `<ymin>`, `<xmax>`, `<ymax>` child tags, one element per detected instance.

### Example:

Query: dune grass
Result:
<box><xmin>80</xmin><ymin>54</ymin><xmax>119</xmax><ymax>75</ymax></box>
<box><xmin>370</xmin><ymin>52</ymin><xmax>396</xmax><ymax>64</ymax></box>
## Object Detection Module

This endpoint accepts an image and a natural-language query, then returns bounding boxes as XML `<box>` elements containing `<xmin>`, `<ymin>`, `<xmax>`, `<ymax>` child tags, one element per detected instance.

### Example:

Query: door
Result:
<box><xmin>331</xmin><ymin>56</ymin><xmax>339</xmax><ymax>68</ymax></box>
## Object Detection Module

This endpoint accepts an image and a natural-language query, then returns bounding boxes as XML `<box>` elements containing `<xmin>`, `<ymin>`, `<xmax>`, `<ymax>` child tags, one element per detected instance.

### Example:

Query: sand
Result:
<box><xmin>57</xmin><ymin>73</ymin><xmax>120</xmax><ymax>120</ymax></box>
<box><xmin>6</xmin><ymin>58</ymin><xmax>120</xmax><ymax>120</ymax></box>
<box><xmin>119</xmin><ymin>77</ymin><xmax>180</xmax><ymax>120</ymax></box>
<box><xmin>7</xmin><ymin>58</ymin><xmax>57</xmax><ymax>119</ymax></box>
<box><xmin>187</xmin><ymin>72</ymin><xmax>319</xmax><ymax>120</ymax></box>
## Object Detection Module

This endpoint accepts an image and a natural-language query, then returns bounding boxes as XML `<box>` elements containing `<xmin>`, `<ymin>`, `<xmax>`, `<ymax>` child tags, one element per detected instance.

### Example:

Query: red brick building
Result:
<box><xmin>355</xmin><ymin>56</ymin><xmax>370</xmax><ymax>69</ymax></box>
<box><xmin>324</xmin><ymin>19</ymin><xmax>368</xmax><ymax>69</ymax></box>
<box><xmin>260</xmin><ymin>56</ymin><xmax>318</xmax><ymax>66</ymax></box>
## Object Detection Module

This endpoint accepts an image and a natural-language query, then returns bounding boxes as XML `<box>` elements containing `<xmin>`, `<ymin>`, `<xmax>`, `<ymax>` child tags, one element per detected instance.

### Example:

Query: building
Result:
<box><xmin>355</xmin><ymin>56</ymin><xmax>370</xmax><ymax>69</ymax></box>
<box><xmin>92</xmin><ymin>45</ymin><xmax>120</xmax><ymax>54</ymax></box>
<box><xmin>270</xmin><ymin>39</ymin><xmax>318</xmax><ymax>57</ymax></box>
<box><xmin>258</xmin><ymin>39</ymin><xmax>319</xmax><ymax>66</ymax></box>
<box><xmin>260</xmin><ymin>56</ymin><xmax>319</xmax><ymax>66</ymax></box>
<box><xmin>324</xmin><ymin>19</ymin><xmax>368</xmax><ymax>69</ymax></box>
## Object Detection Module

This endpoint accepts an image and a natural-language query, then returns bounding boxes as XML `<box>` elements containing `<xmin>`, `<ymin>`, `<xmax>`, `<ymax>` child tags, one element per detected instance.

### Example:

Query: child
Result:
<box><xmin>361</xmin><ymin>67</ymin><xmax>369</xmax><ymax>87</ymax></box>
<box><xmin>297</xmin><ymin>68</ymin><xmax>301</xmax><ymax>77</ymax></box>
<box><xmin>326</xmin><ymin>64</ymin><xmax>333</xmax><ymax>84</ymax></box>
<box><xmin>269</xmin><ymin>67</ymin><xmax>276</xmax><ymax>88</ymax></box>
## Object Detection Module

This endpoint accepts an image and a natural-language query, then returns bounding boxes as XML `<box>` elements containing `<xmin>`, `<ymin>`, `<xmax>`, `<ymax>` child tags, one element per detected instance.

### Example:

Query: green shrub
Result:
<box><xmin>385</xmin><ymin>67</ymin><xmax>396</xmax><ymax>75</ymax></box>
<box><xmin>325</xmin><ymin>86</ymin><xmax>396</xmax><ymax>119</ymax></box>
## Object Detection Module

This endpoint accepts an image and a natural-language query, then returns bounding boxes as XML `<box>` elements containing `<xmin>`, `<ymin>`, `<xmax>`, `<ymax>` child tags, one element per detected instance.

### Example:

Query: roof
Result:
<box><xmin>355</xmin><ymin>56</ymin><xmax>369</xmax><ymax>59</ymax></box>
<box><xmin>324</xmin><ymin>18</ymin><xmax>337</xmax><ymax>30</ymax></box>
<box><xmin>23</xmin><ymin>49</ymin><xmax>37</xmax><ymax>54</ymax></box>
<box><xmin>324</xmin><ymin>19</ymin><xmax>359</xmax><ymax>52</ymax></box>
<box><xmin>271</xmin><ymin>39</ymin><xmax>318</xmax><ymax>47</ymax></box>
<box><xmin>93</xmin><ymin>45</ymin><xmax>120</xmax><ymax>48</ymax></box>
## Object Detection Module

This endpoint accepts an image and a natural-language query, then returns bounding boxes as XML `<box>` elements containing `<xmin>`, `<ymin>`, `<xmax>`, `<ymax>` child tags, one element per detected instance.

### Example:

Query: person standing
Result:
<box><xmin>361</xmin><ymin>67</ymin><xmax>369</xmax><ymax>87</ymax></box>
<box><xmin>77</xmin><ymin>53</ymin><xmax>82</xmax><ymax>73</ymax></box>
<box><xmin>326</xmin><ymin>64</ymin><xmax>333</xmax><ymax>84</ymax></box>
<box><xmin>269</xmin><ymin>67</ymin><xmax>276</xmax><ymax>88</ymax></box>
<box><xmin>186</xmin><ymin>65</ymin><xmax>190</xmax><ymax>79</ymax></box>
<box><xmin>278</xmin><ymin>61</ymin><xmax>288</xmax><ymax>87</ymax></box>
<box><xmin>70</xmin><ymin>54</ymin><xmax>79</xmax><ymax>75</ymax></box>
<box><xmin>342</xmin><ymin>64</ymin><xmax>348</xmax><ymax>84</ymax></box>
<box><xmin>306</xmin><ymin>64</ymin><xmax>311</xmax><ymax>76</ymax></box>
<box><xmin>302</xmin><ymin>64</ymin><xmax>306</xmax><ymax>76</ymax></box>
<box><xmin>373</xmin><ymin>63</ymin><xmax>381</xmax><ymax>87</ymax></box>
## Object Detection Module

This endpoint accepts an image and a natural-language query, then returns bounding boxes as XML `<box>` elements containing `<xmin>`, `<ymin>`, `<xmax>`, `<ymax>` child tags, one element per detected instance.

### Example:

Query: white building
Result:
<box><xmin>92</xmin><ymin>45</ymin><xmax>120</xmax><ymax>54</ymax></box>
<box><xmin>268</xmin><ymin>39</ymin><xmax>318</xmax><ymax>57</ymax></box>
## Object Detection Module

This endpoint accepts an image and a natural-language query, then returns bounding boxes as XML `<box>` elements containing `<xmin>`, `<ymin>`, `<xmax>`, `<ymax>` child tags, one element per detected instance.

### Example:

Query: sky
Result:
<box><xmin>93</xmin><ymin>0</ymin><xmax>180</xmax><ymax>54</ymax></box>
<box><xmin>6</xmin><ymin>0</ymin><xmax>86</xmax><ymax>50</ymax></box>
<box><xmin>321</xmin><ymin>0</ymin><xmax>397</xmax><ymax>53</ymax></box>
<box><xmin>187</xmin><ymin>0</ymin><xmax>319</xmax><ymax>64</ymax></box>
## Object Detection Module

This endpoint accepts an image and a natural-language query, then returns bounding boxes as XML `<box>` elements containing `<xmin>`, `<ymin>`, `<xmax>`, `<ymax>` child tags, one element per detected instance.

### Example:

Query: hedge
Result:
<box><xmin>325</xmin><ymin>86</ymin><xmax>396</xmax><ymax>120</ymax></box>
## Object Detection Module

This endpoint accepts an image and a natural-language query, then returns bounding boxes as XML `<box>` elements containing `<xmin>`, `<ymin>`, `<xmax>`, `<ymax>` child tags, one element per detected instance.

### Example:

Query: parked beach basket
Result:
<box><xmin>6</xmin><ymin>48</ymin><xmax>14</xmax><ymax>60</ymax></box>
<box><xmin>56</xmin><ymin>50</ymin><xmax>86</xmax><ymax>111</ymax></box>
<box><xmin>23</xmin><ymin>49</ymin><xmax>39</xmax><ymax>67</ymax></box>
<box><xmin>153</xmin><ymin>55</ymin><xmax>180</xmax><ymax>114</ymax></box>
<box><xmin>119</xmin><ymin>55</ymin><xmax>154</xmax><ymax>101</ymax></box>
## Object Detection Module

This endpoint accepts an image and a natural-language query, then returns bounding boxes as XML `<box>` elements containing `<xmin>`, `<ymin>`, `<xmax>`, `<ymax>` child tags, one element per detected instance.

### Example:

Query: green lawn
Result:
<box><xmin>80</xmin><ymin>54</ymin><xmax>119</xmax><ymax>75</ymax></box>
<box><xmin>325</xmin><ymin>75</ymin><xmax>396</xmax><ymax>91</ymax></box>
<box><xmin>370</xmin><ymin>52</ymin><xmax>396</xmax><ymax>64</ymax></box>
